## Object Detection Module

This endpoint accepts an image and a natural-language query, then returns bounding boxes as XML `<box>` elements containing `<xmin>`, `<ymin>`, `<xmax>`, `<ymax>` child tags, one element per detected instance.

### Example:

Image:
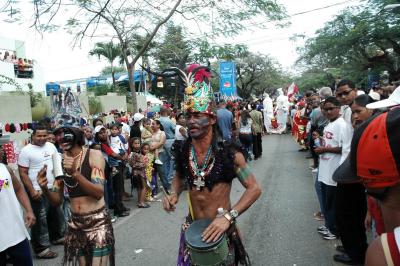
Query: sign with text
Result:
<box><xmin>219</xmin><ymin>61</ymin><xmax>237</xmax><ymax>97</ymax></box>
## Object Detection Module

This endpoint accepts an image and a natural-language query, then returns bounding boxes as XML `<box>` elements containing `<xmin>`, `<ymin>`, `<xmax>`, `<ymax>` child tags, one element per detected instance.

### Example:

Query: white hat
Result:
<box><xmin>367</xmin><ymin>86</ymin><xmax>400</xmax><ymax>109</ymax></box>
<box><xmin>94</xmin><ymin>125</ymin><xmax>106</xmax><ymax>134</ymax></box>
<box><xmin>368</xmin><ymin>90</ymin><xmax>380</xmax><ymax>101</ymax></box>
<box><xmin>133</xmin><ymin>113</ymin><xmax>144</xmax><ymax>122</ymax></box>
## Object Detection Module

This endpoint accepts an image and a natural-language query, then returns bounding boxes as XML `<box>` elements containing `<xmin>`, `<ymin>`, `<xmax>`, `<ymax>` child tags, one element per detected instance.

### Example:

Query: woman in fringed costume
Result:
<box><xmin>38</xmin><ymin>126</ymin><xmax>114</xmax><ymax>266</ymax></box>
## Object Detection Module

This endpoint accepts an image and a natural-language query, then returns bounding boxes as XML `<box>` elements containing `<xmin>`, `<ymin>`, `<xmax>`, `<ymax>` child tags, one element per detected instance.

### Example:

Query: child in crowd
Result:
<box><xmin>129</xmin><ymin>138</ymin><xmax>150</xmax><ymax>208</ymax></box>
<box><xmin>108</xmin><ymin>123</ymin><xmax>128</xmax><ymax>176</ymax></box>
<box><xmin>141</xmin><ymin>142</ymin><xmax>156</xmax><ymax>202</ymax></box>
<box><xmin>142</xmin><ymin>118</ymin><xmax>163</xmax><ymax>165</ymax></box>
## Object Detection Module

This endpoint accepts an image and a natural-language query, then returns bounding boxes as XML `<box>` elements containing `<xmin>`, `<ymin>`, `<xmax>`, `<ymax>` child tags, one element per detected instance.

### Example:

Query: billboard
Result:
<box><xmin>219</xmin><ymin>61</ymin><xmax>237</xmax><ymax>97</ymax></box>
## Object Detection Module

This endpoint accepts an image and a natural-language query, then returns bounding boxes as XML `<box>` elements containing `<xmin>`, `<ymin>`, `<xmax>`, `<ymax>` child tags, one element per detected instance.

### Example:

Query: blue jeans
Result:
<box><xmin>160</xmin><ymin>139</ymin><xmax>175</xmax><ymax>189</ymax></box>
<box><xmin>0</xmin><ymin>238</ymin><xmax>33</xmax><ymax>266</ymax></box>
<box><xmin>320</xmin><ymin>183</ymin><xmax>337</xmax><ymax>234</ymax></box>
<box><xmin>29</xmin><ymin>194</ymin><xmax>65</xmax><ymax>254</ymax></box>
<box><xmin>314</xmin><ymin>178</ymin><xmax>324</xmax><ymax>215</ymax></box>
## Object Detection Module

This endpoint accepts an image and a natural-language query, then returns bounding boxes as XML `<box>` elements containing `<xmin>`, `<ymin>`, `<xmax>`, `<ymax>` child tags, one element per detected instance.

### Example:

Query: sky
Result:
<box><xmin>0</xmin><ymin>0</ymin><xmax>362</xmax><ymax>83</ymax></box>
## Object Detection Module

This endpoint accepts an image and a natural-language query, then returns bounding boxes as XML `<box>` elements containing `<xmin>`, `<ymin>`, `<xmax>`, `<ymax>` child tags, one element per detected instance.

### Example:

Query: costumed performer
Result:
<box><xmin>38</xmin><ymin>115</ymin><xmax>114</xmax><ymax>265</ymax></box>
<box><xmin>274</xmin><ymin>88</ymin><xmax>290</xmax><ymax>134</ymax></box>
<box><xmin>162</xmin><ymin>64</ymin><xmax>262</xmax><ymax>266</ymax></box>
<box><xmin>262</xmin><ymin>93</ymin><xmax>274</xmax><ymax>134</ymax></box>
<box><xmin>292</xmin><ymin>101</ymin><xmax>308</xmax><ymax>151</ymax></box>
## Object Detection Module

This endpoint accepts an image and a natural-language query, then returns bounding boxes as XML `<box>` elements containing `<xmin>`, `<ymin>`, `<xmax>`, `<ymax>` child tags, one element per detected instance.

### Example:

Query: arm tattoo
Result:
<box><xmin>236</xmin><ymin>165</ymin><xmax>252</xmax><ymax>182</ymax></box>
<box><xmin>91</xmin><ymin>167</ymin><xmax>105</xmax><ymax>185</ymax></box>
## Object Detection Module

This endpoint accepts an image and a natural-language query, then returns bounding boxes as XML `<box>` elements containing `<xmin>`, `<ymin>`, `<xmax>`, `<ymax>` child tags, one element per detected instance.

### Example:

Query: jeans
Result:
<box><xmin>160</xmin><ymin>139</ymin><xmax>175</xmax><ymax>190</ymax></box>
<box><xmin>29</xmin><ymin>194</ymin><xmax>65</xmax><ymax>254</ymax></box>
<box><xmin>314</xmin><ymin>178</ymin><xmax>324</xmax><ymax>215</ymax></box>
<box><xmin>239</xmin><ymin>134</ymin><xmax>253</xmax><ymax>159</ymax></box>
<box><xmin>320</xmin><ymin>183</ymin><xmax>337</xmax><ymax>234</ymax></box>
<box><xmin>252</xmin><ymin>133</ymin><xmax>262</xmax><ymax>158</ymax></box>
<box><xmin>0</xmin><ymin>238</ymin><xmax>33</xmax><ymax>266</ymax></box>
<box><xmin>335</xmin><ymin>183</ymin><xmax>368</xmax><ymax>263</ymax></box>
<box><xmin>113</xmin><ymin>164</ymin><xmax>125</xmax><ymax>215</ymax></box>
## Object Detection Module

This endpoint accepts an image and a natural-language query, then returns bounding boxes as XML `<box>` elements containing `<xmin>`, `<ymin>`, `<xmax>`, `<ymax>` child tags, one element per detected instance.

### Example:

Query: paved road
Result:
<box><xmin>34</xmin><ymin>134</ymin><xmax>343</xmax><ymax>266</ymax></box>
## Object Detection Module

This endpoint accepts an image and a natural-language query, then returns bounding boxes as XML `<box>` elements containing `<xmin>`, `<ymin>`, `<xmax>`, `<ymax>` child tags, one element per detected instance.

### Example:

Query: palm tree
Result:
<box><xmin>89</xmin><ymin>41</ymin><xmax>121</xmax><ymax>90</ymax></box>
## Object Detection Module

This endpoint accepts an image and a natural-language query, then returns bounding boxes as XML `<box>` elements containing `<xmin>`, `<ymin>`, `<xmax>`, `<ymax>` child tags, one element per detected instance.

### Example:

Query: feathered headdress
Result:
<box><xmin>142</xmin><ymin>64</ymin><xmax>215</xmax><ymax>115</ymax></box>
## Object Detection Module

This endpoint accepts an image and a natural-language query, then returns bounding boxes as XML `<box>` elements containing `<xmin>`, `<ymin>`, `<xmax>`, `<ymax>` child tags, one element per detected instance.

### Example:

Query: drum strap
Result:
<box><xmin>186</xmin><ymin>193</ymin><xmax>195</xmax><ymax>220</ymax></box>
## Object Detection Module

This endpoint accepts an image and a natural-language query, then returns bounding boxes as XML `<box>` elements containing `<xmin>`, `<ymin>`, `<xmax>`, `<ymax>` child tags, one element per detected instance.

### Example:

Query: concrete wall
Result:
<box><xmin>98</xmin><ymin>93</ymin><xmax>127</xmax><ymax>113</ymax></box>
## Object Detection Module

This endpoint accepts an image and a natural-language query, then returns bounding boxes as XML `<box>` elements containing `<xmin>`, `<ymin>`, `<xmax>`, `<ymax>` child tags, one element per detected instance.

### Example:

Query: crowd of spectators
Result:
<box><xmin>0</xmin><ymin>50</ymin><xmax>34</xmax><ymax>78</ymax></box>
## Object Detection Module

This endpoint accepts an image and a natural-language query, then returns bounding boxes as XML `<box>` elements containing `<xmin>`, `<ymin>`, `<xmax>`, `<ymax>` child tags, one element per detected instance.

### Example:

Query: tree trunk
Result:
<box><xmin>128</xmin><ymin>64</ymin><xmax>138</xmax><ymax>113</ymax></box>
<box><xmin>111</xmin><ymin>71</ymin><xmax>116</xmax><ymax>91</ymax></box>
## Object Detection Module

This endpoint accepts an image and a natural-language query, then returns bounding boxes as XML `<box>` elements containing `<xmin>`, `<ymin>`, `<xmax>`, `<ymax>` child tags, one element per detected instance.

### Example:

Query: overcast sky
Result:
<box><xmin>0</xmin><ymin>0</ymin><xmax>361</xmax><ymax>82</ymax></box>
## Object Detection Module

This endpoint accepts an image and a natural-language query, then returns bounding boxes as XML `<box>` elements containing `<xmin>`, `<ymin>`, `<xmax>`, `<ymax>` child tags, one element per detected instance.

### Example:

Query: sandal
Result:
<box><xmin>137</xmin><ymin>203</ymin><xmax>150</xmax><ymax>208</ymax></box>
<box><xmin>36</xmin><ymin>249</ymin><xmax>58</xmax><ymax>259</ymax></box>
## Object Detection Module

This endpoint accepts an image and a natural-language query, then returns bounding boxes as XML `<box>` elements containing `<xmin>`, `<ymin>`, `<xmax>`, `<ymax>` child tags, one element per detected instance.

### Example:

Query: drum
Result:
<box><xmin>185</xmin><ymin>219</ymin><xmax>229</xmax><ymax>266</ymax></box>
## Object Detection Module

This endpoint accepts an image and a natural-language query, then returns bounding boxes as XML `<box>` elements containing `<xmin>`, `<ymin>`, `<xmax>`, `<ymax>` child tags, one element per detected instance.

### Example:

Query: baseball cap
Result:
<box><xmin>333</xmin><ymin>108</ymin><xmax>400</xmax><ymax>188</ymax></box>
<box><xmin>366</xmin><ymin>85</ymin><xmax>400</xmax><ymax>109</ymax></box>
<box><xmin>94</xmin><ymin>125</ymin><xmax>106</xmax><ymax>134</ymax></box>
<box><xmin>133</xmin><ymin>113</ymin><xmax>144</xmax><ymax>122</ymax></box>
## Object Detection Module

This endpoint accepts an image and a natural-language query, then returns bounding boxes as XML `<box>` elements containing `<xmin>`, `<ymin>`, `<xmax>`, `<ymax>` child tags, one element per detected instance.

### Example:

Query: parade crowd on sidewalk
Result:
<box><xmin>2</xmin><ymin>70</ymin><xmax>400</xmax><ymax>265</ymax></box>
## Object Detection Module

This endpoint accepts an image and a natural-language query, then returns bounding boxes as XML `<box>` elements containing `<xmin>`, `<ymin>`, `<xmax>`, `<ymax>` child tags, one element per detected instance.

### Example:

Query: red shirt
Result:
<box><xmin>101</xmin><ymin>143</ymin><xmax>114</xmax><ymax>156</ymax></box>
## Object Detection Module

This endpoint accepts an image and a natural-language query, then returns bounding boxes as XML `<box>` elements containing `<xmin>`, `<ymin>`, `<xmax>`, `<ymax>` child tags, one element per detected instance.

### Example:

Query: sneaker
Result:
<box><xmin>111</xmin><ymin>216</ymin><xmax>117</xmax><ymax>223</ymax></box>
<box><xmin>154</xmin><ymin>159</ymin><xmax>163</xmax><ymax>165</ymax></box>
<box><xmin>312</xmin><ymin>168</ymin><xmax>318</xmax><ymax>173</ymax></box>
<box><xmin>323</xmin><ymin>231</ymin><xmax>337</xmax><ymax>240</ymax></box>
<box><xmin>317</xmin><ymin>225</ymin><xmax>328</xmax><ymax>232</ymax></box>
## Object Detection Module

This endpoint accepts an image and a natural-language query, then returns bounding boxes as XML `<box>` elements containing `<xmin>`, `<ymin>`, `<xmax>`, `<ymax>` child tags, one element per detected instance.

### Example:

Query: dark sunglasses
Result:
<box><xmin>323</xmin><ymin>106</ymin><xmax>339</xmax><ymax>112</ymax></box>
<box><xmin>336</xmin><ymin>90</ymin><xmax>353</xmax><ymax>97</ymax></box>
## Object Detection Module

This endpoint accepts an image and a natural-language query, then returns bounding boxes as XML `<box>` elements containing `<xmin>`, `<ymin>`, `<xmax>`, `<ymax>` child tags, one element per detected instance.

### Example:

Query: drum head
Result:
<box><xmin>185</xmin><ymin>219</ymin><xmax>223</xmax><ymax>250</ymax></box>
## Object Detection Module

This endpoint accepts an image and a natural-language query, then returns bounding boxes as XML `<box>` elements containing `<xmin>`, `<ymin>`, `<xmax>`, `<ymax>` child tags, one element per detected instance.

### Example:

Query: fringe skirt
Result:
<box><xmin>63</xmin><ymin>206</ymin><xmax>115</xmax><ymax>266</ymax></box>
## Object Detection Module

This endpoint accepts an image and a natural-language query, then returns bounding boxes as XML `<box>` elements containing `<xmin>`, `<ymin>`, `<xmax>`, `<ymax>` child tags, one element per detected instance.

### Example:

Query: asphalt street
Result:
<box><xmin>34</xmin><ymin>134</ymin><xmax>345</xmax><ymax>266</ymax></box>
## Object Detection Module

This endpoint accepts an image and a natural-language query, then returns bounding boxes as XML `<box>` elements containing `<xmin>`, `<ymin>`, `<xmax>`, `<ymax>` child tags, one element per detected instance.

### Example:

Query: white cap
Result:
<box><xmin>368</xmin><ymin>90</ymin><xmax>380</xmax><ymax>101</ymax></box>
<box><xmin>133</xmin><ymin>113</ymin><xmax>144</xmax><ymax>122</ymax></box>
<box><xmin>94</xmin><ymin>125</ymin><xmax>106</xmax><ymax>134</ymax></box>
<box><xmin>367</xmin><ymin>85</ymin><xmax>400</xmax><ymax>109</ymax></box>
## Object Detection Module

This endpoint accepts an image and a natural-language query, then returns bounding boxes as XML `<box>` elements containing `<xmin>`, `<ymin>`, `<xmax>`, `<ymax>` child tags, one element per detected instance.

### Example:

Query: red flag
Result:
<box><xmin>287</xmin><ymin>82</ymin><xmax>299</xmax><ymax>99</ymax></box>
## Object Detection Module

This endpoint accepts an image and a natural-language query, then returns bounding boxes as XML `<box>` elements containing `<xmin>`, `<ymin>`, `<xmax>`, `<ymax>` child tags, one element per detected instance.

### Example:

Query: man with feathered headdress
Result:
<box><xmin>162</xmin><ymin>64</ymin><xmax>261</xmax><ymax>266</ymax></box>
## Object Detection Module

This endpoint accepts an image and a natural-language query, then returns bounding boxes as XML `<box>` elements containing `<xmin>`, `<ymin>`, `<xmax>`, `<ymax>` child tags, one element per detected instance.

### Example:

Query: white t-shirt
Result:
<box><xmin>0</xmin><ymin>164</ymin><xmax>30</xmax><ymax>251</ymax></box>
<box><xmin>121</xmin><ymin>122</ymin><xmax>131</xmax><ymax>137</ymax></box>
<box><xmin>175</xmin><ymin>125</ymin><xmax>186</xmax><ymax>141</ymax></box>
<box><xmin>109</xmin><ymin>135</ymin><xmax>127</xmax><ymax>154</ymax></box>
<box><xmin>340</xmin><ymin>105</ymin><xmax>352</xmax><ymax>125</ymax></box>
<box><xmin>18</xmin><ymin>142</ymin><xmax>57</xmax><ymax>191</ymax></box>
<box><xmin>318</xmin><ymin>117</ymin><xmax>353</xmax><ymax>186</ymax></box>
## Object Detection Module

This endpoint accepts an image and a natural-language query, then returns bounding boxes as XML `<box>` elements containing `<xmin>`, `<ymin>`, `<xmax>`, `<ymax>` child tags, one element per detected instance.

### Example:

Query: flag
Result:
<box><xmin>287</xmin><ymin>82</ymin><xmax>299</xmax><ymax>99</ymax></box>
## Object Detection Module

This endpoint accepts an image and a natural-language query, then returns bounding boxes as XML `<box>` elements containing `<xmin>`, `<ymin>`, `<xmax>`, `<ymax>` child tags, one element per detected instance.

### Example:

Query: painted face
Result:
<box><xmin>186</xmin><ymin>112</ymin><xmax>214</xmax><ymax>139</ymax></box>
<box><xmin>32</xmin><ymin>130</ymin><xmax>48</xmax><ymax>147</ymax></box>
<box><xmin>323</xmin><ymin>102</ymin><xmax>341</xmax><ymax>121</ymax></box>
<box><xmin>336</xmin><ymin>85</ymin><xmax>357</xmax><ymax>106</ymax></box>
<box><xmin>59</xmin><ymin>130</ymin><xmax>75</xmax><ymax>151</ymax></box>
<box><xmin>351</xmin><ymin>103</ymin><xmax>373</xmax><ymax>128</ymax></box>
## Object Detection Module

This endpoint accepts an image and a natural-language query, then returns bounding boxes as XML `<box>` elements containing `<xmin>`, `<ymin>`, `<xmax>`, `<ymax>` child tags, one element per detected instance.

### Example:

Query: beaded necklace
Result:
<box><xmin>63</xmin><ymin>148</ymin><xmax>84</xmax><ymax>188</ymax></box>
<box><xmin>189</xmin><ymin>144</ymin><xmax>214</xmax><ymax>190</ymax></box>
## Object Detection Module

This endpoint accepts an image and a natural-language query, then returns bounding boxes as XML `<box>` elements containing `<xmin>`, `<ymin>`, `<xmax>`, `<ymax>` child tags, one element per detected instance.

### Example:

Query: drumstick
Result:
<box><xmin>161</xmin><ymin>187</ymin><xmax>172</xmax><ymax>205</ymax></box>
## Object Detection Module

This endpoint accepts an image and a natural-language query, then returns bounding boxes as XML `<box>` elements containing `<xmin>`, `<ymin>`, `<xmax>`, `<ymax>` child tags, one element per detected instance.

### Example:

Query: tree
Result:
<box><xmin>236</xmin><ymin>53</ymin><xmax>288</xmax><ymax>98</ymax></box>
<box><xmin>89</xmin><ymin>41</ymin><xmax>121</xmax><ymax>90</ymax></box>
<box><xmin>5</xmin><ymin>0</ymin><xmax>286</xmax><ymax>112</ymax></box>
<box><xmin>297</xmin><ymin>0</ymin><xmax>400</xmax><ymax>87</ymax></box>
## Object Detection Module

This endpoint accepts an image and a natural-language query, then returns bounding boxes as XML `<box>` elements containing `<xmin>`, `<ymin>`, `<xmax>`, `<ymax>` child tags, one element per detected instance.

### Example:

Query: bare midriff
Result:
<box><xmin>70</xmin><ymin>196</ymin><xmax>105</xmax><ymax>214</ymax></box>
<box><xmin>189</xmin><ymin>182</ymin><xmax>232</xmax><ymax>220</ymax></box>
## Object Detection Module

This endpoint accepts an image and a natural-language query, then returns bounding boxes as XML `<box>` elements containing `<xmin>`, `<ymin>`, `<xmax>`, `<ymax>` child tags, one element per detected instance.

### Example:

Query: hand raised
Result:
<box><xmin>36</xmin><ymin>165</ymin><xmax>48</xmax><ymax>190</ymax></box>
<box><xmin>63</xmin><ymin>155</ymin><xmax>77</xmax><ymax>175</ymax></box>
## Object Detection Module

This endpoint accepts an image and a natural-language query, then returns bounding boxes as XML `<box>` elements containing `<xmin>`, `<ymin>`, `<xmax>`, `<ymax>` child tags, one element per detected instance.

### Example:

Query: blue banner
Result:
<box><xmin>219</xmin><ymin>61</ymin><xmax>237</xmax><ymax>97</ymax></box>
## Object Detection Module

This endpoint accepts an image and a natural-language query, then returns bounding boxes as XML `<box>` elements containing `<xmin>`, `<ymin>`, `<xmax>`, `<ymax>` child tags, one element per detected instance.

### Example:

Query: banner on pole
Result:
<box><xmin>219</xmin><ymin>61</ymin><xmax>237</xmax><ymax>97</ymax></box>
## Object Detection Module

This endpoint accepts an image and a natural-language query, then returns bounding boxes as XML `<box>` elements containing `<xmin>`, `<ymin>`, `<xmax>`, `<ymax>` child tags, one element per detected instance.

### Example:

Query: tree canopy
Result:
<box><xmin>297</xmin><ymin>0</ymin><xmax>400</xmax><ymax>89</ymax></box>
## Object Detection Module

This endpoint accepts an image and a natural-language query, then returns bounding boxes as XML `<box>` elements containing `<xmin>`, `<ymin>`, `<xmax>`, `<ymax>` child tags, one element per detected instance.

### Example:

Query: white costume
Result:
<box><xmin>263</xmin><ymin>93</ymin><xmax>274</xmax><ymax>133</ymax></box>
<box><xmin>274</xmin><ymin>88</ymin><xmax>289</xmax><ymax>134</ymax></box>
